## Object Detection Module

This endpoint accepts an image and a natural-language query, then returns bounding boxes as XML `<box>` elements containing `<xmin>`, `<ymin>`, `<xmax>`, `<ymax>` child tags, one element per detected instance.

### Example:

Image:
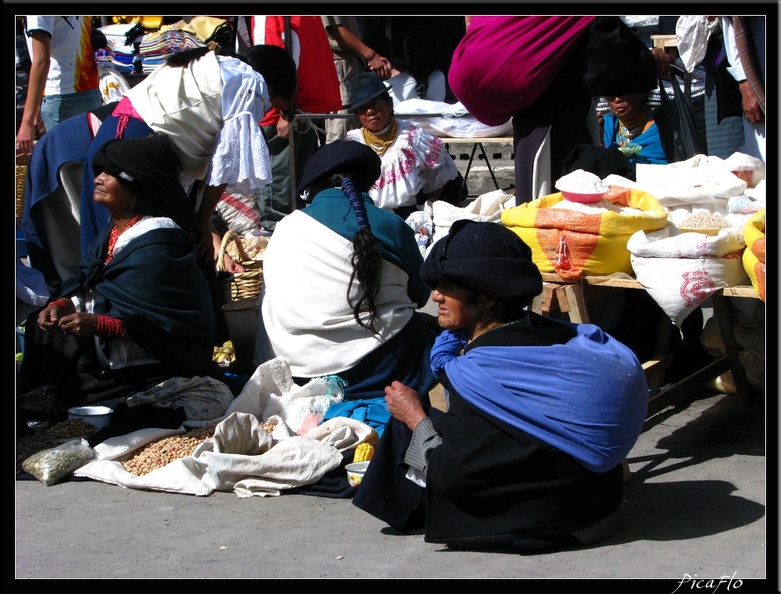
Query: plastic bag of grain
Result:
<box><xmin>628</xmin><ymin>226</ymin><xmax>749</xmax><ymax>329</ymax></box>
<box><xmin>501</xmin><ymin>185</ymin><xmax>668</xmax><ymax>279</ymax></box>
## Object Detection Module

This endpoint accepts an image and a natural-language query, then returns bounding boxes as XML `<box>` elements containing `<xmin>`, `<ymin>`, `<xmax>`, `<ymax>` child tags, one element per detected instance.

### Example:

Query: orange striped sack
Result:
<box><xmin>501</xmin><ymin>186</ymin><xmax>668</xmax><ymax>280</ymax></box>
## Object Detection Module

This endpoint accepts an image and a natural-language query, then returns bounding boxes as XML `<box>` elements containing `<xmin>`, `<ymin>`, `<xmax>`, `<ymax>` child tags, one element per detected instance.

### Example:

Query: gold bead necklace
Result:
<box><xmin>361</xmin><ymin>117</ymin><xmax>398</xmax><ymax>155</ymax></box>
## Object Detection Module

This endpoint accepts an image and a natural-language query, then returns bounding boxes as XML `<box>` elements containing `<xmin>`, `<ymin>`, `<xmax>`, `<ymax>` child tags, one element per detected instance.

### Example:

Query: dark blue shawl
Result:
<box><xmin>56</xmin><ymin>223</ymin><xmax>216</xmax><ymax>374</ymax></box>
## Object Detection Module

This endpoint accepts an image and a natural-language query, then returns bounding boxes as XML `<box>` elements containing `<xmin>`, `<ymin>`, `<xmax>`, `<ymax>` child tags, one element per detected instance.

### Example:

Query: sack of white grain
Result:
<box><xmin>742</xmin><ymin>208</ymin><xmax>765</xmax><ymax>301</ymax></box>
<box><xmin>501</xmin><ymin>185</ymin><xmax>668</xmax><ymax>279</ymax></box>
<box><xmin>627</xmin><ymin>225</ymin><xmax>750</xmax><ymax>329</ymax></box>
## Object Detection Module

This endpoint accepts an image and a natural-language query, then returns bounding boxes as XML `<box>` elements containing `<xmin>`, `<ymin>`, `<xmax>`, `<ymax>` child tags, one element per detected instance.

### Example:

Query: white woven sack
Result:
<box><xmin>628</xmin><ymin>227</ymin><xmax>749</xmax><ymax>328</ymax></box>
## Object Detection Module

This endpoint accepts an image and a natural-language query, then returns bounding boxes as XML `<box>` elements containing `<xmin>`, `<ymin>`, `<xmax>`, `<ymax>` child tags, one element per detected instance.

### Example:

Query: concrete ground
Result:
<box><xmin>15</xmin><ymin>387</ymin><xmax>768</xmax><ymax>585</ymax></box>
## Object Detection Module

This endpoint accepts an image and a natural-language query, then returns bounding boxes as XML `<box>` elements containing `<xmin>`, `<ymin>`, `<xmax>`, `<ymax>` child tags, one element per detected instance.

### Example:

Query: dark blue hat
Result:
<box><xmin>421</xmin><ymin>220</ymin><xmax>543</xmax><ymax>308</ymax></box>
<box><xmin>296</xmin><ymin>140</ymin><xmax>381</xmax><ymax>196</ymax></box>
<box><xmin>347</xmin><ymin>72</ymin><xmax>391</xmax><ymax>112</ymax></box>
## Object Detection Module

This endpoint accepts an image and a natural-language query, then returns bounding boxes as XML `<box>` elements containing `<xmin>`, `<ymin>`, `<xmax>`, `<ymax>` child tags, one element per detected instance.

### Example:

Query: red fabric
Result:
<box><xmin>96</xmin><ymin>315</ymin><xmax>126</xmax><ymax>338</ymax></box>
<box><xmin>219</xmin><ymin>192</ymin><xmax>261</xmax><ymax>226</ymax></box>
<box><xmin>255</xmin><ymin>16</ymin><xmax>342</xmax><ymax>126</ymax></box>
<box><xmin>448</xmin><ymin>16</ymin><xmax>597</xmax><ymax>126</ymax></box>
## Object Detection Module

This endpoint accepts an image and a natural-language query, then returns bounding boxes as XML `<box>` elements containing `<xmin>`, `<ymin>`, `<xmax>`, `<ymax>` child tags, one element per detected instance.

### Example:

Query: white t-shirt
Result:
<box><xmin>25</xmin><ymin>16</ymin><xmax>99</xmax><ymax>96</ymax></box>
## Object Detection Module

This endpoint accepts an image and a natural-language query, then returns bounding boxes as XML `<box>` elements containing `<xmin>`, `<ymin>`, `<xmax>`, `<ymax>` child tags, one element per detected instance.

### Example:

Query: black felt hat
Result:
<box><xmin>347</xmin><ymin>72</ymin><xmax>391</xmax><ymax>112</ymax></box>
<box><xmin>91</xmin><ymin>134</ymin><xmax>195</xmax><ymax>229</ymax></box>
<box><xmin>582</xmin><ymin>17</ymin><xmax>658</xmax><ymax>97</ymax></box>
<box><xmin>421</xmin><ymin>220</ymin><xmax>543</xmax><ymax>308</ymax></box>
<box><xmin>296</xmin><ymin>140</ymin><xmax>381</xmax><ymax>196</ymax></box>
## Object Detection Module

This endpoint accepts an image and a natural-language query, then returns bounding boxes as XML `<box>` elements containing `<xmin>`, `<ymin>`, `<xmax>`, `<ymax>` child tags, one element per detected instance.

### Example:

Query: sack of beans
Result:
<box><xmin>501</xmin><ymin>185</ymin><xmax>668</xmax><ymax>279</ymax></box>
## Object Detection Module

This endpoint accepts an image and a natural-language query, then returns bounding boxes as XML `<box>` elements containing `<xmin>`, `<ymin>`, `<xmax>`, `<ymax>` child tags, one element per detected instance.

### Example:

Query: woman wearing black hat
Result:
<box><xmin>353</xmin><ymin>219</ymin><xmax>649</xmax><ymax>553</ymax></box>
<box><xmin>344</xmin><ymin>72</ymin><xmax>461</xmax><ymax>219</ymax></box>
<box><xmin>256</xmin><ymin>140</ymin><xmax>438</xmax><ymax>435</ymax></box>
<box><xmin>23</xmin><ymin>42</ymin><xmax>298</xmax><ymax>288</ymax></box>
<box><xmin>19</xmin><ymin>135</ymin><xmax>228</xmax><ymax>419</ymax></box>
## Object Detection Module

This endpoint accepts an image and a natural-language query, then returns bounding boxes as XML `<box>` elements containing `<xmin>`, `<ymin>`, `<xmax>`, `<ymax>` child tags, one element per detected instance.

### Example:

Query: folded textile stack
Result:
<box><xmin>138</xmin><ymin>23</ymin><xmax>205</xmax><ymax>73</ymax></box>
<box><xmin>99</xmin><ymin>23</ymin><xmax>144</xmax><ymax>73</ymax></box>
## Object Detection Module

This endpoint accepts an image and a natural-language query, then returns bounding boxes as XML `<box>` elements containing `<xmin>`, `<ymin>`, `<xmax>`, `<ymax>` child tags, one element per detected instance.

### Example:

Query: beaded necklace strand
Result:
<box><xmin>106</xmin><ymin>215</ymin><xmax>142</xmax><ymax>263</ymax></box>
<box><xmin>361</xmin><ymin>117</ymin><xmax>398</xmax><ymax>155</ymax></box>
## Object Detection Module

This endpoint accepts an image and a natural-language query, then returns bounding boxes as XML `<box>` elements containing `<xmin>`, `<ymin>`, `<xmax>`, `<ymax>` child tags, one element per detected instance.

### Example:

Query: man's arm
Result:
<box><xmin>17</xmin><ymin>30</ymin><xmax>50</xmax><ymax>153</ymax></box>
<box><xmin>325</xmin><ymin>22</ymin><xmax>392</xmax><ymax>80</ymax></box>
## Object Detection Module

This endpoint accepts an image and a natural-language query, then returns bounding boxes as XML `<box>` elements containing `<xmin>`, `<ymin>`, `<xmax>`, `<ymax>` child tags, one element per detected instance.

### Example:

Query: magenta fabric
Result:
<box><xmin>448</xmin><ymin>16</ymin><xmax>597</xmax><ymax>126</ymax></box>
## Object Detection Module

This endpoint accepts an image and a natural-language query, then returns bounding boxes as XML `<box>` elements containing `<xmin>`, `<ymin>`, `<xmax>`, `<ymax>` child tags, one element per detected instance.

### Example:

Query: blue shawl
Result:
<box><xmin>431</xmin><ymin>322</ymin><xmax>648</xmax><ymax>472</ymax></box>
<box><xmin>602</xmin><ymin>113</ymin><xmax>668</xmax><ymax>166</ymax></box>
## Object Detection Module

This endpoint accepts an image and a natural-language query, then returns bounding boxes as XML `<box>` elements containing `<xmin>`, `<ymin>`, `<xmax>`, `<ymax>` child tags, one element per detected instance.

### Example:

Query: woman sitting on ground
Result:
<box><xmin>19</xmin><ymin>135</ymin><xmax>230</xmax><ymax>420</ymax></box>
<box><xmin>353</xmin><ymin>219</ymin><xmax>649</xmax><ymax>553</ymax></box>
<box><xmin>256</xmin><ymin>140</ymin><xmax>438</xmax><ymax>435</ymax></box>
<box><xmin>344</xmin><ymin>72</ymin><xmax>461</xmax><ymax>220</ymax></box>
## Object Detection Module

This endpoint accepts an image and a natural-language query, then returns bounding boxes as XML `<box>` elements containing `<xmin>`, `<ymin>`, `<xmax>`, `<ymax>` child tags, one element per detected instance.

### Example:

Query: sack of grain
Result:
<box><xmin>501</xmin><ymin>186</ymin><xmax>668</xmax><ymax>279</ymax></box>
<box><xmin>742</xmin><ymin>208</ymin><xmax>765</xmax><ymax>301</ymax></box>
<box><xmin>628</xmin><ymin>226</ymin><xmax>750</xmax><ymax>328</ymax></box>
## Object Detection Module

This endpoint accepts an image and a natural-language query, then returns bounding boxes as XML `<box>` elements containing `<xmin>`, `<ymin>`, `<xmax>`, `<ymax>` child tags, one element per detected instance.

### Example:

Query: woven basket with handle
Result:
<box><xmin>16</xmin><ymin>153</ymin><xmax>30</xmax><ymax>220</ymax></box>
<box><xmin>217</xmin><ymin>231</ymin><xmax>263</xmax><ymax>301</ymax></box>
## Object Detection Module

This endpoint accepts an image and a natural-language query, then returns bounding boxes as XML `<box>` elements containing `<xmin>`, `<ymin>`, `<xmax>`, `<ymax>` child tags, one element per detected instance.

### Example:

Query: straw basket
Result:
<box><xmin>16</xmin><ymin>153</ymin><xmax>30</xmax><ymax>220</ymax></box>
<box><xmin>217</xmin><ymin>231</ymin><xmax>263</xmax><ymax>301</ymax></box>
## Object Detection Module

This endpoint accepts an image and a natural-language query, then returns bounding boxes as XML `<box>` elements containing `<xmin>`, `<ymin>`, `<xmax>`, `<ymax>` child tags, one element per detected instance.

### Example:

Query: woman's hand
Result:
<box><xmin>37</xmin><ymin>299</ymin><xmax>75</xmax><ymax>332</ymax></box>
<box><xmin>57</xmin><ymin>312</ymin><xmax>99</xmax><ymax>338</ymax></box>
<box><xmin>385</xmin><ymin>380</ymin><xmax>427</xmax><ymax>431</ymax></box>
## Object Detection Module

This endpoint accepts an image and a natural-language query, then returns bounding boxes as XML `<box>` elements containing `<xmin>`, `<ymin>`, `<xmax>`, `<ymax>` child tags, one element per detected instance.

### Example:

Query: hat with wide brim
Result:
<box><xmin>346</xmin><ymin>72</ymin><xmax>391</xmax><ymax>112</ymax></box>
<box><xmin>296</xmin><ymin>140</ymin><xmax>381</xmax><ymax>196</ymax></box>
<box><xmin>421</xmin><ymin>219</ymin><xmax>543</xmax><ymax>309</ymax></box>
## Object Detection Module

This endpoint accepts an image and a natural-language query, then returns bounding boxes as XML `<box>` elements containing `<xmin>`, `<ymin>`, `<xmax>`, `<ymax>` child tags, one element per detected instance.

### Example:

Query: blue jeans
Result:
<box><xmin>41</xmin><ymin>89</ymin><xmax>103</xmax><ymax>132</ymax></box>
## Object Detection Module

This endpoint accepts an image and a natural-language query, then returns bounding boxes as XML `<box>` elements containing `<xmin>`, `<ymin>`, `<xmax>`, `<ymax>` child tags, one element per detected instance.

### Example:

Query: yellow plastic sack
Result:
<box><xmin>501</xmin><ymin>186</ymin><xmax>668</xmax><ymax>279</ymax></box>
<box><xmin>742</xmin><ymin>208</ymin><xmax>765</xmax><ymax>301</ymax></box>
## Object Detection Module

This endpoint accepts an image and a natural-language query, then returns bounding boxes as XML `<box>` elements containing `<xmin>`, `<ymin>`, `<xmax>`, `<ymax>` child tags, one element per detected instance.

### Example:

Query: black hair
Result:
<box><xmin>309</xmin><ymin>173</ymin><xmax>383</xmax><ymax>334</ymax></box>
<box><xmin>165</xmin><ymin>44</ymin><xmax>297</xmax><ymax>106</ymax></box>
<box><xmin>242</xmin><ymin>45</ymin><xmax>298</xmax><ymax>105</ymax></box>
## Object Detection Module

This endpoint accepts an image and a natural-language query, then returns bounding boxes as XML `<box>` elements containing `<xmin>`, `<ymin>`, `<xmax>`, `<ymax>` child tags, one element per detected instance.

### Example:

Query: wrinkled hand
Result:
<box><xmin>38</xmin><ymin>299</ymin><xmax>75</xmax><ymax>332</ymax></box>
<box><xmin>739</xmin><ymin>81</ymin><xmax>763</xmax><ymax>124</ymax></box>
<box><xmin>57</xmin><ymin>312</ymin><xmax>98</xmax><ymax>338</ymax></box>
<box><xmin>385</xmin><ymin>380</ymin><xmax>427</xmax><ymax>431</ymax></box>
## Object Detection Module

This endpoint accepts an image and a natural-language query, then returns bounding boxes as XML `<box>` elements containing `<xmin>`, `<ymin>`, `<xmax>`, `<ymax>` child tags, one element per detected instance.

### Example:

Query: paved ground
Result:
<box><xmin>15</xmin><ymin>387</ymin><xmax>768</xmax><ymax>586</ymax></box>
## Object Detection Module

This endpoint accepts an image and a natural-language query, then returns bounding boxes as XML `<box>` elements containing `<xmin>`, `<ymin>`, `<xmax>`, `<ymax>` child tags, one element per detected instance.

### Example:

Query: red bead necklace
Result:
<box><xmin>106</xmin><ymin>215</ymin><xmax>142</xmax><ymax>263</ymax></box>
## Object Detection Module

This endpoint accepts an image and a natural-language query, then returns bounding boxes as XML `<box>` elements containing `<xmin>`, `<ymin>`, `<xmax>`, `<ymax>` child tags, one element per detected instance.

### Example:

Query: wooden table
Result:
<box><xmin>531</xmin><ymin>272</ymin><xmax>762</xmax><ymax>418</ymax></box>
